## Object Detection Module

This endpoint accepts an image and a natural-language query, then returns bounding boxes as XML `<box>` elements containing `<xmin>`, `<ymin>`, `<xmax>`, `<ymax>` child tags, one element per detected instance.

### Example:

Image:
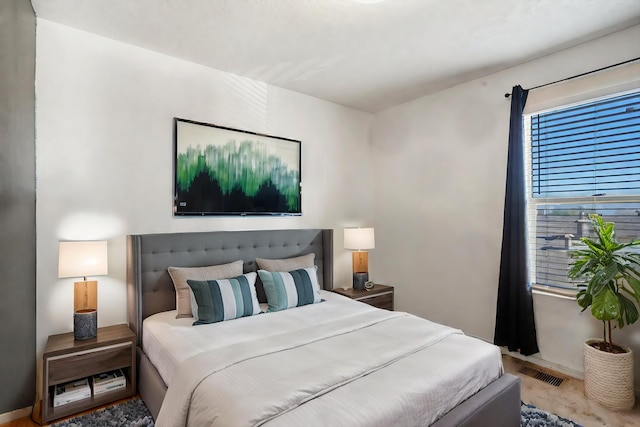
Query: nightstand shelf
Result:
<box><xmin>42</xmin><ymin>324</ymin><xmax>136</xmax><ymax>424</ymax></box>
<box><xmin>332</xmin><ymin>284</ymin><xmax>394</xmax><ymax>310</ymax></box>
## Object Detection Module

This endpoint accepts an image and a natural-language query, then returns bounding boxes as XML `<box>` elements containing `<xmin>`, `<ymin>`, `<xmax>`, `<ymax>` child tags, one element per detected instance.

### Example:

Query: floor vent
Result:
<box><xmin>518</xmin><ymin>366</ymin><xmax>564</xmax><ymax>387</ymax></box>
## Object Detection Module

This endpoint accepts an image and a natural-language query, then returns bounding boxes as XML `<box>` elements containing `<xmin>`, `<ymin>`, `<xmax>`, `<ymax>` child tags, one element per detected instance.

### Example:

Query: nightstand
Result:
<box><xmin>42</xmin><ymin>324</ymin><xmax>136</xmax><ymax>423</ymax></box>
<box><xmin>332</xmin><ymin>284</ymin><xmax>394</xmax><ymax>310</ymax></box>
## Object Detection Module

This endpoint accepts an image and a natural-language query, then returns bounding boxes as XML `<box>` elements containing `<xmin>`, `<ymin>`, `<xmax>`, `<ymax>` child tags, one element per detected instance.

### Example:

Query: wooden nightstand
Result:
<box><xmin>332</xmin><ymin>284</ymin><xmax>394</xmax><ymax>310</ymax></box>
<box><xmin>42</xmin><ymin>324</ymin><xmax>136</xmax><ymax>424</ymax></box>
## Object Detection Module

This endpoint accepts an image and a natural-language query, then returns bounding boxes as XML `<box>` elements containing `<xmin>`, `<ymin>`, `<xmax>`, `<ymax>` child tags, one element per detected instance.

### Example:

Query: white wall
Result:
<box><xmin>33</xmin><ymin>16</ymin><xmax>640</xmax><ymax>399</ymax></box>
<box><xmin>35</xmin><ymin>20</ymin><xmax>374</xmax><ymax>360</ymax></box>
<box><xmin>371</xmin><ymin>25</ymin><xmax>640</xmax><ymax>390</ymax></box>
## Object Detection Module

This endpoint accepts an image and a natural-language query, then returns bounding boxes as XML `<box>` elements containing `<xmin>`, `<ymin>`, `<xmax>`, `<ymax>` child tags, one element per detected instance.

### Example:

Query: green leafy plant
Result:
<box><xmin>568</xmin><ymin>214</ymin><xmax>640</xmax><ymax>353</ymax></box>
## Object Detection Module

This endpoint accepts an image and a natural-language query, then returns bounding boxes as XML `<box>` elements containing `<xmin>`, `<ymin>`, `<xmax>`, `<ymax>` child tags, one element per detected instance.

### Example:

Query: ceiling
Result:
<box><xmin>30</xmin><ymin>0</ymin><xmax>640</xmax><ymax>112</ymax></box>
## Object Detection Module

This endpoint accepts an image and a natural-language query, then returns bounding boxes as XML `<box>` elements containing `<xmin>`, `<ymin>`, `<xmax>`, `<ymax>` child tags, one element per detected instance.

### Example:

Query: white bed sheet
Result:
<box><xmin>144</xmin><ymin>290</ymin><xmax>504</xmax><ymax>426</ymax></box>
<box><xmin>143</xmin><ymin>290</ymin><xmax>384</xmax><ymax>385</ymax></box>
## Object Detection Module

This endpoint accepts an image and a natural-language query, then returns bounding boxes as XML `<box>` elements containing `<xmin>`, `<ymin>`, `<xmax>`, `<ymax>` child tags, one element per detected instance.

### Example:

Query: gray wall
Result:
<box><xmin>0</xmin><ymin>0</ymin><xmax>36</xmax><ymax>414</ymax></box>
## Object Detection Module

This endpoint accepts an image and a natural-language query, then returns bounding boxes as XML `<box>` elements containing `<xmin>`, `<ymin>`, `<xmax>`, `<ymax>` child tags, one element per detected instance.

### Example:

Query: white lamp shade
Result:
<box><xmin>58</xmin><ymin>241</ymin><xmax>108</xmax><ymax>278</ymax></box>
<box><xmin>344</xmin><ymin>228</ymin><xmax>375</xmax><ymax>250</ymax></box>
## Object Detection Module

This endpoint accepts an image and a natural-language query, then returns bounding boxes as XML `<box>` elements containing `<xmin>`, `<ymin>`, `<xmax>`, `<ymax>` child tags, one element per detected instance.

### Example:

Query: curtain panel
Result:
<box><xmin>494</xmin><ymin>85</ymin><xmax>539</xmax><ymax>356</ymax></box>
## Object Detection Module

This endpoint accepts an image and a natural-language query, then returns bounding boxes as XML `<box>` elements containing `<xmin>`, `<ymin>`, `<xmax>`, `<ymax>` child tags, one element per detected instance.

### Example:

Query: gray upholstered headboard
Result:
<box><xmin>126</xmin><ymin>229</ymin><xmax>333</xmax><ymax>345</ymax></box>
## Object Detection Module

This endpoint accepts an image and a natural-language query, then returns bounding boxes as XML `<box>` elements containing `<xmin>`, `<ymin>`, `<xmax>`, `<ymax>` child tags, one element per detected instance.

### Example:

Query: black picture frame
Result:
<box><xmin>173</xmin><ymin>118</ymin><xmax>302</xmax><ymax>216</ymax></box>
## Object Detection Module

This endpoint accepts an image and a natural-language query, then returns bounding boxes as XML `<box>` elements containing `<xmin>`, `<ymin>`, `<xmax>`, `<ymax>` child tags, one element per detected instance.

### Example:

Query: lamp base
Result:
<box><xmin>74</xmin><ymin>309</ymin><xmax>97</xmax><ymax>340</ymax></box>
<box><xmin>353</xmin><ymin>273</ymin><xmax>369</xmax><ymax>291</ymax></box>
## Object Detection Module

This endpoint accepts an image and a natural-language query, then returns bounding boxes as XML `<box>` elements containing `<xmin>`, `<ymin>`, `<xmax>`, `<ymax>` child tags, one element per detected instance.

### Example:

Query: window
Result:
<box><xmin>525</xmin><ymin>90</ymin><xmax>640</xmax><ymax>290</ymax></box>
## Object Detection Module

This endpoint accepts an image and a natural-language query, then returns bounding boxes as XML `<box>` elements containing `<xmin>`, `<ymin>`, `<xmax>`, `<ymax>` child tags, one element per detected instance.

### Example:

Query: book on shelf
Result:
<box><xmin>53</xmin><ymin>377</ymin><xmax>91</xmax><ymax>407</ymax></box>
<box><xmin>92</xmin><ymin>368</ymin><xmax>126</xmax><ymax>395</ymax></box>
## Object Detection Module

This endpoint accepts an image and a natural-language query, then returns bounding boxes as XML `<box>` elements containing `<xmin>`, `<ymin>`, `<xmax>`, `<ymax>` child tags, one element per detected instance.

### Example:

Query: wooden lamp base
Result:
<box><xmin>352</xmin><ymin>251</ymin><xmax>369</xmax><ymax>274</ymax></box>
<box><xmin>352</xmin><ymin>251</ymin><xmax>369</xmax><ymax>290</ymax></box>
<box><xmin>74</xmin><ymin>280</ymin><xmax>98</xmax><ymax>340</ymax></box>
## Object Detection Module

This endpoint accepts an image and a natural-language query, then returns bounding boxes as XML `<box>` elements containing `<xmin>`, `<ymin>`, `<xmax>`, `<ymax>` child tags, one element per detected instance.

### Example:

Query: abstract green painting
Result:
<box><xmin>174</xmin><ymin>118</ymin><xmax>301</xmax><ymax>215</ymax></box>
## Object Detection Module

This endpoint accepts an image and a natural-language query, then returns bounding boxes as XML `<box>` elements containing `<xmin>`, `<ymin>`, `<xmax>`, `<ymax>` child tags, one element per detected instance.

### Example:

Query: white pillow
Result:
<box><xmin>168</xmin><ymin>260</ymin><xmax>243</xmax><ymax>318</ymax></box>
<box><xmin>255</xmin><ymin>253</ymin><xmax>315</xmax><ymax>271</ymax></box>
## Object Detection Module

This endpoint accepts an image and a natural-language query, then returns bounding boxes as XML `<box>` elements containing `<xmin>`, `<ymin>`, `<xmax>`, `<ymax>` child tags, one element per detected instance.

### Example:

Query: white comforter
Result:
<box><xmin>151</xmin><ymin>292</ymin><xmax>502</xmax><ymax>427</ymax></box>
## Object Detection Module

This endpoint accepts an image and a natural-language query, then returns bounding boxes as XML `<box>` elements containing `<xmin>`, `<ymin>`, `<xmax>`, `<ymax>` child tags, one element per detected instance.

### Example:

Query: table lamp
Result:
<box><xmin>58</xmin><ymin>241</ymin><xmax>108</xmax><ymax>340</ymax></box>
<box><xmin>344</xmin><ymin>227</ymin><xmax>375</xmax><ymax>290</ymax></box>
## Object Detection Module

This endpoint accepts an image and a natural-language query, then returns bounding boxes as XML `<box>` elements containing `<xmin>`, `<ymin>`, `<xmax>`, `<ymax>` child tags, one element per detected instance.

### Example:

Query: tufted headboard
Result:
<box><xmin>126</xmin><ymin>229</ymin><xmax>333</xmax><ymax>345</ymax></box>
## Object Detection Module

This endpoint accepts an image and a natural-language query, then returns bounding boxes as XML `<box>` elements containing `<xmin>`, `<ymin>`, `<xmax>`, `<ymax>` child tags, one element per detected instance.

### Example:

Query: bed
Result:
<box><xmin>126</xmin><ymin>228</ymin><xmax>520</xmax><ymax>426</ymax></box>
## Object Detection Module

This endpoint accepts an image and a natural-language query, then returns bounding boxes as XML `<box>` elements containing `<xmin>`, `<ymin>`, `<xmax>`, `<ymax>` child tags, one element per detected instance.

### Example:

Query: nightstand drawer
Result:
<box><xmin>47</xmin><ymin>341</ymin><xmax>132</xmax><ymax>385</ymax></box>
<box><xmin>357</xmin><ymin>292</ymin><xmax>393</xmax><ymax>310</ymax></box>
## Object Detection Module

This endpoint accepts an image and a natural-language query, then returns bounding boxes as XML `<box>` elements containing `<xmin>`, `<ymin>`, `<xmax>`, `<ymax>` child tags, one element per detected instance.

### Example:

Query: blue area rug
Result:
<box><xmin>521</xmin><ymin>402</ymin><xmax>583</xmax><ymax>427</ymax></box>
<box><xmin>51</xmin><ymin>398</ymin><xmax>153</xmax><ymax>427</ymax></box>
<box><xmin>51</xmin><ymin>397</ymin><xmax>582</xmax><ymax>426</ymax></box>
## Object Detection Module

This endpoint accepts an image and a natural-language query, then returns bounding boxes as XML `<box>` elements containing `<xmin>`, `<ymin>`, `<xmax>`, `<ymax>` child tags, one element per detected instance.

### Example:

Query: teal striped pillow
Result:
<box><xmin>258</xmin><ymin>267</ymin><xmax>322</xmax><ymax>312</ymax></box>
<box><xmin>187</xmin><ymin>272</ymin><xmax>261</xmax><ymax>325</ymax></box>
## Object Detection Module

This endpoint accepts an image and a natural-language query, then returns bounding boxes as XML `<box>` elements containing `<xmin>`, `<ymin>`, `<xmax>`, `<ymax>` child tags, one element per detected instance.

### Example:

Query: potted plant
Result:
<box><xmin>568</xmin><ymin>213</ymin><xmax>640</xmax><ymax>410</ymax></box>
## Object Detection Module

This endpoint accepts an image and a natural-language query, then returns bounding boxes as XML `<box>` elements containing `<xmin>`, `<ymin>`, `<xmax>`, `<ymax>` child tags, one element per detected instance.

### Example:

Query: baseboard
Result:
<box><xmin>502</xmin><ymin>348</ymin><xmax>640</xmax><ymax>397</ymax></box>
<box><xmin>502</xmin><ymin>349</ymin><xmax>584</xmax><ymax>379</ymax></box>
<box><xmin>0</xmin><ymin>406</ymin><xmax>32</xmax><ymax>424</ymax></box>
<box><xmin>473</xmin><ymin>337</ymin><xmax>585</xmax><ymax>379</ymax></box>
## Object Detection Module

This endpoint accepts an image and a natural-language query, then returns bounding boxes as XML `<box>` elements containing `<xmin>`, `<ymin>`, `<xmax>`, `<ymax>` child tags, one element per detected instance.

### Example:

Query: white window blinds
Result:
<box><xmin>531</xmin><ymin>91</ymin><xmax>640</xmax><ymax>198</ymax></box>
<box><xmin>525</xmin><ymin>88</ymin><xmax>640</xmax><ymax>290</ymax></box>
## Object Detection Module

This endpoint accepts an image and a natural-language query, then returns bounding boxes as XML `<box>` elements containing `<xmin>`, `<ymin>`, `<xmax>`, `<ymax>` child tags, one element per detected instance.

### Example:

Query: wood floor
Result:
<box><xmin>504</xmin><ymin>355</ymin><xmax>640</xmax><ymax>427</ymax></box>
<box><xmin>3</xmin><ymin>358</ymin><xmax>640</xmax><ymax>426</ymax></box>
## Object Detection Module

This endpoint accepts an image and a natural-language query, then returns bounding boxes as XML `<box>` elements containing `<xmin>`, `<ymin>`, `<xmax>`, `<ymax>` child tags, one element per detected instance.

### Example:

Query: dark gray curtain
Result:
<box><xmin>494</xmin><ymin>85</ymin><xmax>539</xmax><ymax>356</ymax></box>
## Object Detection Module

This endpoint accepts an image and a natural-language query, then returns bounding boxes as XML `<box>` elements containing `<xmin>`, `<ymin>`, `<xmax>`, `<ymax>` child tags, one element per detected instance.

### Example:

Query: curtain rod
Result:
<box><xmin>504</xmin><ymin>57</ymin><xmax>640</xmax><ymax>98</ymax></box>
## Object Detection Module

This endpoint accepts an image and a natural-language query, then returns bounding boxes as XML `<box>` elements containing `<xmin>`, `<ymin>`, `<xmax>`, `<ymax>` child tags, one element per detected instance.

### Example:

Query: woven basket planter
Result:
<box><xmin>583</xmin><ymin>339</ymin><xmax>635</xmax><ymax>410</ymax></box>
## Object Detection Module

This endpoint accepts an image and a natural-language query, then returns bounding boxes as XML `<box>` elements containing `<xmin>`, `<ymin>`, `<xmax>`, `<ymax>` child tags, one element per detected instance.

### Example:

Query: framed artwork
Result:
<box><xmin>173</xmin><ymin>118</ymin><xmax>301</xmax><ymax>216</ymax></box>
